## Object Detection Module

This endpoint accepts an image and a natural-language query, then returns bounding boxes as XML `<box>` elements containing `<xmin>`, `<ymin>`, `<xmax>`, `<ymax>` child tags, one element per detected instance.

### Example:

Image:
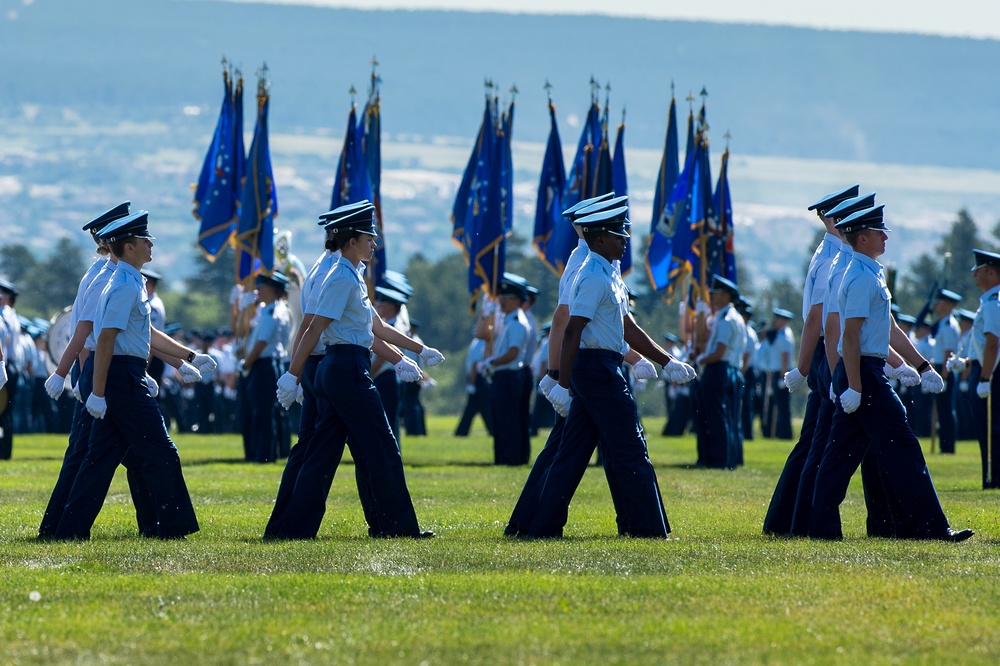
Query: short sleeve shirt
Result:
<box><xmin>972</xmin><ymin>285</ymin><xmax>1000</xmax><ymax>371</ymax></box>
<box><xmin>314</xmin><ymin>259</ymin><xmax>375</xmax><ymax>349</ymax></box>
<box><xmin>95</xmin><ymin>261</ymin><xmax>151</xmax><ymax>359</ymax></box>
<box><xmin>838</xmin><ymin>252</ymin><xmax>891</xmax><ymax>358</ymax></box>
<box><xmin>493</xmin><ymin>309</ymin><xmax>529</xmax><ymax>372</ymax></box>
<box><xmin>570</xmin><ymin>253</ymin><xmax>629</xmax><ymax>355</ymax></box>
<box><xmin>802</xmin><ymin>233</ymin><xmax>840</xmax><ymax>321</ymax></box>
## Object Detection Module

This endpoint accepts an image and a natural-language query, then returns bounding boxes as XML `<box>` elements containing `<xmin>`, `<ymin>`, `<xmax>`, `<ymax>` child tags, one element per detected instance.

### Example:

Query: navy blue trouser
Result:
<box><xmin>696</xmin><ymin>362</ymin><xmax>733</xmax><ymax>469</ymax></box>
<box><xmin>490</xmin><ymin>369</ymin><xmax>530</xmax><ymax>465</ymax></box>
<box><xmin>265</xmin><ymin>355</ymin><xmax>381</xmax><ymax>536</ymax></box>
<box><xmin>934</xmin><ymin>366</ymin><xmax>957</xmax><ymax>453</ymax></box>
<box><xmin>54</xmin><ymin>356</ymin><xmax>198</xmax><ymax>540</ymax></box>
<box><xmin>505</xmin><ymin>414</ymin><xmax>566</xmax><ymax>535</ymax></box>
<box><xmin>741</xmin><ymin>367</ymin><xmax>756</xmax><ymax>440</ymax></box>
<box><xmin>730</xmin><ymin>366</ymin><xmax>744</xmax><ymax>467</ymax></box>
<box><xmin>527</xmin><ymin>350</ymin><xmax>669</xmax><ymax>538</ymax></box>
<box><xmin>266</xmin><ymin>345</ymin><xmax>420</xmax><ymax>538</ymax></box>
<box><xmin>245</xmin><ymin>358</ymin><xmax>281</xmax><ymax>463</ymax></box>
<box><xmin>968</xmin><ymin>362</ymin><xmax>1000</xmax><ymax>488</ymax></box>
<box><xmin>808</xmin><ymin>357</ymin><xmax>949</xmax><ymax>540</ymax></box>
<box><xmin>374</xmin><ymin>370</ymin><xmax>400</xmax><ymax>443</ymax></box>
<box><xmin>39</xmin><ymin>355</ymin><xmax>155</xmax><ymax>537</ymax></box>
<box><xmin>763</xmin><ymin>339</ymin><xmax>825</xmax><ymax>534</ymax></box>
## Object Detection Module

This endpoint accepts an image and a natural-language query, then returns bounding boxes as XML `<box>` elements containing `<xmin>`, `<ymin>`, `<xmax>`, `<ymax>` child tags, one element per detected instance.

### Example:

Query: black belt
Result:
<box><xmin>325</xmin><ymin>344</ymin><xmax>369</xmax><ymax>356</ymax></box>
<box><xmin>578</xmin><ymin>349</ymin><xmax>625</xmax><ymax>364</ymax></box>
<box><xmin>110</xmin><ymin>355</ymin><xmax>146</xmax><ymax>369</ymax></box>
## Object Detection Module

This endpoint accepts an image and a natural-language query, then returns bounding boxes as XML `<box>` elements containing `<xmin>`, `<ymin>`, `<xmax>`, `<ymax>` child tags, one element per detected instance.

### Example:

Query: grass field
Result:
<box><xmin>1</xmin><ymin>417</ymin><xmax>998</xmax><ymax>665</ymax></box>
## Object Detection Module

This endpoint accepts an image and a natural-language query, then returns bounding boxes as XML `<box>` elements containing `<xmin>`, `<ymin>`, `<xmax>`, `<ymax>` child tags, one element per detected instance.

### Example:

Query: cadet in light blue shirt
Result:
<box><xmin>483</xmin><ymin>278</ymin><xmax>531</xmax><ymax>465</ymax></box>
<box><xmin>809</xmin><ymin>204</ymin><xmax>971</xmax><ymax>542</ymax></box>
<box><xmin>55</xmin><ymin>210</ymin><xmax>200</xmax><ymax>541</ymax></box>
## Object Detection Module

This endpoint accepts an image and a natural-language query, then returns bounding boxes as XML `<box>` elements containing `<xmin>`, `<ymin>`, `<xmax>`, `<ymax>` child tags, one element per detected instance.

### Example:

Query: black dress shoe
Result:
<box><xmin>415</xmin><ymin>530</ymin><xmax>435</xmax><ymax>539</ymax></box>
<box><xmin>940</xmin><ymin>528</ymin><xmax>974</xmax><ymax>542</ymax></box>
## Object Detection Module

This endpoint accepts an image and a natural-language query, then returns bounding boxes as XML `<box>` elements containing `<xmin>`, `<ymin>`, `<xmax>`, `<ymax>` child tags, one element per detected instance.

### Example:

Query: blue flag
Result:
<box><xmin>500</xmin><ymin>100</ymin><xmax>515</xmax><ymax>234</ymax></box>
<box><xmin>194</xmin><ymin>70</ymin><xmax>240</xmax><ymax>259</ymax></box>
<box><xmin>452</xmin><ymin>98</ymin><xmax>492</xmax><ymax>261</ymax></box>
<box><xmin>650</xmin><ymin>97</ymin><xmax>679</xmax><ymax>237</ymax></box>
<box><xmin>235</xmin><ymin>85</ymin><xmax>277</xmax><ymax>284</ymax></box>
<box><xmin>686</xmin><ymin>131</ymin><xmax>715</xmax><ymax>305</ymax></box>
<box><xmin>612</xmin><ymin>121</ymin><xmax>631</xmax><ymax>275</ymax></box>
<box><xmin>710</xmin><ymin>147</ymin><xmax>737</xmax><ymax>284</ymax></box>
<box><xmin>532</xmin><ymin>100</ymin><xmax>566</xmax><ymax>273</ymax></box>
<box><xmin>548</xmin><ymin>101</ymin><xmax>601</xmax><ymax>275</ymax></box>
<box><xmin>331</xmin><ymin>105</ymin><xmax>373</xmax><ymax>210</ymax></box>
<box><xmin>233</xmin><ymin>75</ymin><xmax>246</xmax><ymax>213</ymax></box>
<box><xmin>361</xmin><ymin>89</ymin><xmax>386</xmax><ymax>290</ymax></box>
<box><xmin>645</xmin><ymin>137</ymin><xmax>698</xmax><ymax>295</ymax></box>
<box><xmin>470</xmin><ymin>111</ymin><xmax>505</xmax><ymax>301</ymax></box>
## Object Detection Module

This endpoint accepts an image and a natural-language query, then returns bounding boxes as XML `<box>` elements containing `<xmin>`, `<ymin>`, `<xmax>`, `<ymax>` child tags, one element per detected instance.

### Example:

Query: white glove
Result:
<box><xmin>839</xmin><ymin>388</ymin><xmax>862</xmax><ymax>414</ymax></box>
<box><xmin>664</xmin><ymin>359</ymin><xmax>696</xmax><ymax>384</ymax></box>
<box><xmin>86</xmin><ymin>393</ymin><xmax>107</xmax><ymax>419</ymax></box>
<box><xmin>276</xmin><ymin>371</ymin><xmax>299</xmax><ymax>395</ymax></box>
<box><xmin>145</xmin><ymin>373</ymin><xmax>159</xmax><ymax>398</ymax></box>
<box><xmin>177</xmin><ymin>361</ymin><xmax>202</xmax><ymax>383</ymax></box>
<box><xmin>783</xmin><ymin>368</ymin><xmax>806</xmax><ymax>392</ymax></box>
<box><xmin>695</xmin><ymin>301</ymin><xmax>711</xmax><ymax>316</ymax></box>
<box><xmin>897</xmin><ymin>365</ymin><xmax>921</xmax><ymax>387</ymax></box>
<box><xmin>295</xmin><ymin>384</ymin><xmax>304</xmax><ymax>404</ymax></box>
<box><xmin>776</xmin><ymin>376</ymin><xmax>786</xmax><ymax>389</ymax></box>
<box><xmin>465</xmin><ymin>383</ymin><xmax>476</xmax><ymax>394</ymax></box>
<box><xmin>72</xmin><ymin>381</ymin><xmax>82</xmax><ymax>403</ymax></box>
<box><xmin>537</xmin><ymin>373</ymin><xmax>557</xmax><ymax>397</ymax></box>
<box><xmin>238</xmin><ymin>359</ymin><xmax>249</xmax><ymax>377</ymax></box>
<box><xmin>476</xmin><ymin>360</ymin><xmax>492</xmax><ymax>378</ymax></box>
<box><xmin>946</xmin><ymin>355</ymin><xmax>967</xmax><ymax>373</ymax></box>
<box><xmin>977</xmin><ymin>381</ymin><xmax>991</xmax><ymax>399</ymax></box>
<box><xmin>631</xmin><ymin>358</ymin><xmax>657</xmax><ymax>380</ymax></box>
<box><xmin>394</xmin><ymin>357</ymin><xmax>423</xmax><ymax>383</ymax></box>
<box><xmin>44</xmin><ymin>373</ymin><xmax>66</xmax><ymax>400</ymax></box>
<box><xmin>223</xmin><ymin>386</ymin><xmax>238</xmax><ymax>401</ymax></box>
<box><xmin>548</xmin><ymin>384</ymin><xmax>572</xmax><ymax>417</ymax></box>
<box><xmin>419</xmin><ymin>346</ymin><xmax>445</xmax><ymax>366</ymax></box>
<box><xmin>959</xmin><ymin>380</ymin><xmax>969</xmax><ymax>392</ymax></box>
<box><xmin>920</xmin><ymin>368</ymin><xmax>945</xmax><ymax>394</ymax></box>
<box><xmin>829</xmin><ymin>383</ymin><xmax>836</xmax><ymax>402</ymax></box>
<box><xmin>239</xmin><ymin>291</ymin><xmax>257</xmax><ymax>310</ymax></box>
<box><xmin>192</xmin><ymin>353</ymin><xmax>218</xmax><ymax>375</ymax></box>
<box><xmin>421</xmin><ymin>377</ymin><xmax>437</xmax><ymax>389</ymax></box>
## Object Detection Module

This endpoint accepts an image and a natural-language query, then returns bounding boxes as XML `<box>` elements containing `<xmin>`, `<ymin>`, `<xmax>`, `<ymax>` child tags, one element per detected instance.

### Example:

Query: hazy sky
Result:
<box><xmin>228</xmin><ymin>0</ymin><xmax>1000</xmax><ymax>40</ymax></box>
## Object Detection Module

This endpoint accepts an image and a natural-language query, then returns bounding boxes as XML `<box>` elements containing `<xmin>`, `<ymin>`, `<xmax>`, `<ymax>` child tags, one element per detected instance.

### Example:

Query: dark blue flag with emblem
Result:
<box><xmin>532</xmin><ymin>99</ymin><xmax>566</xmax><ymax>273</ymax></box>
<box><xmin>193</xmin><ymin>68</ymin><xmax>240</xmax><ymax>260</ymax></box>
<box><xmin>360</xmin><ymin>65</ymin><xmax>386</xmax><ymax>290</ymax></box>
<box><xmin>235</xmin><ymin>74</ymin><xmax>277</xmax><ymax>284</ymax></box>
<box><xmin>548</xmin><ymin>100</ymin><xmax>601</xmax><ymax>274</ymax></box>
<box><xmin>645</xmin><ymin>135</ymin><xmax>698</xmax><ymax>295</ymax></box>
<box><xmin>233</xmin><ymin>74</ymin><xmax>246</xmax><ymax>212</ymax></box>
<box><xmin>470</xmin><ymin>109</ymin><xmax>505</xmax><ymax>302</ymax></box>
<box><xmin>687</xmin><ymin>129</ymin><xmax>715</xmax><ymax>304</ymax></box>
<box><xmin>709</xmin><ymin>146</ymin><xmax>737</xmax><ymax>284</ymax></box>
<box><xmin>452</xmin><ymin>97</ymin><xmax>493</xmax><ymax>262</ymax></box>
<box><xmin>331</xmin><ymin>104</ymin><xmax>373</xmax><ymax>210</ymax></box>
<box><xmin>500</xmin><ymin>97</ymin><xmax>515</xmax><ymax>234</ymax></box>
<box><xmin>612</xmin><ymin>118</ymin><xmax>631</xmax><ymax>275</ymax></box>
<box><xmin>650</xmin><ymin>96</ymin><xmax>679</xmax><ymax>237</ymax></box>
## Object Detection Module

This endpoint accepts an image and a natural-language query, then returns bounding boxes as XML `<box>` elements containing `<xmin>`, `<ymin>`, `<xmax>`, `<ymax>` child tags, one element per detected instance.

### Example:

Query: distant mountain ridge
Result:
<box><xmin>1</xmin><ymin>0</ymin><xmax>998</xmax><ymax>170</ymax></box>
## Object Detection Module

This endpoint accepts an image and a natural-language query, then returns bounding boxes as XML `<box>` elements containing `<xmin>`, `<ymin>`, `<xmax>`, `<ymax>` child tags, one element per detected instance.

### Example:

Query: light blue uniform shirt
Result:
<box><xmin>971</xmin><ymin>285</ymin><xmax>1000</xmax><ymax>371</ymax></box>
<box><xmin>570</xmin><ymin>253</ymin><xmax>629</xmax><ymax>355</ymax></box>
<box><xmin>705</xmin><ymin>304</ymin><xmax>747</xmax><ymax>366</ymax></box>
<box><xmin>70</xmin><ymin>257</ymin><xmax>107</xmax><ymax>331</ymax></box>
<box><xmin>559</xmin><ymin>240</ymin><xmax>591</xmax><ymax>306</ymax></box>
<box><xmin>930</xmin><ymin>313</ymin><xmax>960</xmax><ymax>363</ymax></box>
<box><xmin>247</xmin><ymin>301</ymin><xmax>291</xmax><ymax>360</ymax></box>
<box><xmin>802</xmin><ymin>233</ymin><xmax>840</xmax><ymax>322</ymax></box>
<box><xmin>314</xmin><ymin>259</ymin><xmax>375</xmax><ymax>349</ymax></box>
<box><xmin>837</xmin><ymin>252</ymin><xmax>891</xmax><ymax>358</ymax></box>
<box><xmin>823</xmin><ymin>243</ymin><xmax>853</xmax><ymax>322</ymax></box>
<box><xmin>95</xmin><ymin>261</ymin><xmax>151</xmax><ymax>359</ymax></box>
<box><xmin>493</xmin><ymin>309</ymin><xmax>529</xmax><ymax>372</ymax></box>
<box><xmin>302</xmin><ymin>250</ymin><xmax>339</xmax><ymax>354</ymax></box>
<box><xmin>81</xmin><ymin>260</ymin><xmax>119</xmax><ymax>351</ymax></box>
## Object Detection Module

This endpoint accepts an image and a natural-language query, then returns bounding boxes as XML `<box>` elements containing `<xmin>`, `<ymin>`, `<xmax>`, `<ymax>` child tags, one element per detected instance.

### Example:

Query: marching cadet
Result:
<box><xmin>807</xmin><ymin>205</ymin><xmax>973</xmax><ymax>541</ymax></box>
<box><xmin>930</xmin><ymin>288</ymin><xmax>963</xmax><ymax>453</ymax></box>
<box><xmin>760</xmin><ymin>308</ymin><xmax>795</xmax><ymax>439</ymax></box>
<box><xmin>481</xmin><ymin>277</ymin><xmax>532</xmax><ymax>466</ymax></box>
<box><xmin>54</xmin><ymin>211</ymin><xmax>206</xmax><ymax>540</ymax></box>
<box><xmin>695</xmin><ymin>275</ymin><xmax>746</xmax><ymax>469</ymax></box>
<box><xmin>736</xmin><ymin>298</ymin><xmax>758</xmax><ymax>441</ymax></box>
<box><xmin>372</xmin><ymin>285</ymin><xmax>408</xmax><ymax>440</ymax></box>
<box><xmin>0</xmin><ymin>278</ymin><xmax>21</xmax><ymax>459</ymax></box>
<box><xmin>947</xmin><ymin>250</ymin><xmax>1000</xmax><ymax>488</ymax></box>
<box><xmin>661</xmin><ymin>332</ymin><xmax>694</xmax><ymax>436</ymax></box>
<box><xmin>266</xmin><ymin>202</ymin><xmax>442</xmax><ymax>539</ymax></box>
<box><xmin>525</xmin><ymin>204</ymin><xmax>696</xmax><ymax>538</ymax></box>
<box><xmin>909</xmin><ymin>317</ymin><xmax>936</xmax><ymax>436</ymax></box>
<box><xmin>530</xmin><ymin>322</ymin><xmax>555</xmax><ymax>435</ymax></box>
<box><xmin>241</xmin><ymin>272</ymin><xmax>292</xmax><ymax>463</ymax></box>
<box><xmin>454</xmin><ymin>329</ymin><xmax>494</xmax><ymax>436</ymax></box>
<box><xmin>954</xmin><ymin>309</ymin><xmax>976</xmax><ymax>440</ymax></box>
<box><xmin>764</xmin><ymin>185</ymin><xmax>855</xmax><ymax>534</ymax></box>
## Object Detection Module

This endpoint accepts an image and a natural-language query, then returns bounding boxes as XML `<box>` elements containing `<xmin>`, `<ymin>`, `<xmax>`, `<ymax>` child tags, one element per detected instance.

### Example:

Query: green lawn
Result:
<box><xmin>1</xmin><ymin>418</ymin><xmax>998</xmax><ymax>665</ymax></box>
